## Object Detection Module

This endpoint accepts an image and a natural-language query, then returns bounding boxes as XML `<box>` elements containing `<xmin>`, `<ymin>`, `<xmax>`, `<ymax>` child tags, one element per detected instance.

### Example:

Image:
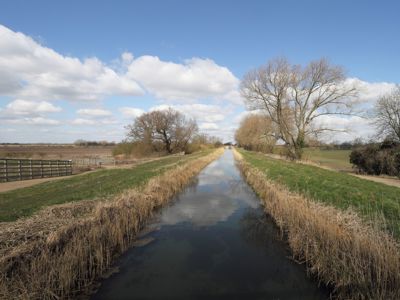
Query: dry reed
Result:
<box><xmin>0</xmin><ymin>148</ymin><xmax>223</xmax><ymax>300</ymax></box>
<box><xmin>233</xmin><ymin>148</ymin><xmax>400</xmax><ymax>299</ymax></box>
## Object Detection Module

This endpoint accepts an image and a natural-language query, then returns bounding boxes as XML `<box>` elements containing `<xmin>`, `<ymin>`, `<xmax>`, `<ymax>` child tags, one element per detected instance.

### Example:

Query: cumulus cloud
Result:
<box><xmin>0</xmin><ymin>23</ymin><xmax>242</xmax><ymax>104</ymax></box>
<box><xmin>4</xmin><ymin>99</ymin><xmax>61</xmax><ymax>115</ymax></box>
<box><xmin>127</xmin><ymin>55</ymin><xmax>240</xmax><ymax>101</ymax></box>
<box><xmin>70</xmin><ymin>117</ymin><xmax>118</xmax><ymax>125</ymax></box>
<box><xmin>313</xmin><ymin>115</ymin><xmax>375</xmax><ymax>141</ymax></box>
<box><xmin>71</xmin><ymin>118</ymin><xmax>96</xmax><ymax>125</ymax></box>
<box><xmin>0</xmin><ymin>25</ymin><xmax>144</xmax><ymax>101</ymax></box>
<box><xmin>149</xmin><ymin>103</ymin><xmax>231</xmax><ymax>123</ymax></box>
<box><xmin>6</xmin><ymin>117</ymin><xmax>61</xmax><ymax>126</ymax></box>
<box><xmin>199</xmin><ymin>122</ymin><xmax>219</xmax><ymax>130</ymax></box>
<box><xmin>119</xmin><ymin>107</ymin><xmax>145</xmax><ymax>119</ymax></box>
<box><xmin>77</xmin><ymin>108</ymin><xmax>112</xmax><ymax>117</ymax></box>
<box><xmin>344</xmin><ymin>78</ymin><xmax>396</xmax><ymax>104</ymax></box>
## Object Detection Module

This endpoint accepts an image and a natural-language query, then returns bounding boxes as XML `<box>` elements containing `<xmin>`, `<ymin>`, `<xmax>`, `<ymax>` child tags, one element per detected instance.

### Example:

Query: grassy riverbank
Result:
<box><xmin>0</xmin><ymin>150</ymin><xmax>211</xmax><ymax>222</ymax></box>
<box><xmin>234</xmin><ymin>148</ymin><xmax>400</xmax><ymax>299</ymax></box>
<box><xmin>238</xmin><ymin>148</ymin><xmax>400</xmax><ymax>238</ymax></box>
<box><xmin>0</xmin><ymin>148</ymin><xmax>223</xmax><ymax>299</ymax></box>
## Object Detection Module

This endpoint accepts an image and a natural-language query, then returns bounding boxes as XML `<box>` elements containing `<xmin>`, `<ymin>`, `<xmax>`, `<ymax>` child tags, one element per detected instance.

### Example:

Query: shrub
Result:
<box><xmin>350</xmin><ymin>140</ymin><xmax>400</xmax><ymax>177</ymax></box>
<box><xmin>112</xmin><ymin>141</ymin><xmax>154</xmax><ymax>158</ymax></box>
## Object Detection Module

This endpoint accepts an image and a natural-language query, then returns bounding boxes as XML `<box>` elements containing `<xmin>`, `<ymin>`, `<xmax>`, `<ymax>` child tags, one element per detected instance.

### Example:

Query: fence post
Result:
<box><xmin>29</xmin><ymin>159</ymin><xmax>33</xmax><ymax>179</ymax></box>
<box><xmin>19</xmin><ymin>160</ymin><xmax>22</xmax><ymax>181</ymax></box>
<box><xmin>40</xmin><ymin>160</ymin><xmax>43</xmax><ymax>178</ymax></box>
<box><xmin>5</xmin><ymin>159</ymin><xmax>9</xmax><ymax>182</ymax></box>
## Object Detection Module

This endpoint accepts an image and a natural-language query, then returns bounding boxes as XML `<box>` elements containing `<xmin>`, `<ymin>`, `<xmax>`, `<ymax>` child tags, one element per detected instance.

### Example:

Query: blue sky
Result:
<box><xmin>1</xmin><ymin>0</ymin><xmax>399</xmax><ymax>143</ymax></box>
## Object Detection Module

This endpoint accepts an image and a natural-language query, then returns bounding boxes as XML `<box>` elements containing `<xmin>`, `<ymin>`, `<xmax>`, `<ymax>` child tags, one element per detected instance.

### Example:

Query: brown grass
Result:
<box><xmin>0</xmin><ymin>148</ymin><xmax>223</xmax><ymax>299</ymax></box>
<box><xmin>0</xmin><ymin>144</ymin><xmax>114</xmax><ymax>160</ymax></box>
<box><xmin>233</xmin><ymin>148</ymin><xmax>400</xmax><ymax>299</ymax></box>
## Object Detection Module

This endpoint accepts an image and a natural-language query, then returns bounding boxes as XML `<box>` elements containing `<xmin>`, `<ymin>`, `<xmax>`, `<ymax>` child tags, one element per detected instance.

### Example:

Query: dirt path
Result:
<box><xmin>0</xmin><ymin>176</ymin><xmax>74</xmax><ymax>193</ymax></box>
<box><xmin>351</xmin><ymin>174</ymin><xmax>400</xmax><ymax>188</ymax></box>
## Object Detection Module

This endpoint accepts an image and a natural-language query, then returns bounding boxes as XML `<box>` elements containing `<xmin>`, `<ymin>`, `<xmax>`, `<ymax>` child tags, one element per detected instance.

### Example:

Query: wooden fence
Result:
<box><xmin>0</xmin><ymin>158</ymin><xmax>72</xmax><ymax>182</ymax></box>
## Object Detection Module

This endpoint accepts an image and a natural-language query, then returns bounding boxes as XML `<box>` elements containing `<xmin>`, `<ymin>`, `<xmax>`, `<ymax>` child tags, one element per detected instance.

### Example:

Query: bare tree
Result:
<box><xmin>373</xmin><ymin>86</ymin><xmax>400</xmax><ymax>142</ymax></box>
<box><xmin>126</xmin><ymin>108</ymin><xmax>198</xmax><ymax>153</ymax></box>
<box><xmin>240</xmin><ymin>57</ymin><xmax>357</xmax><ymax>159</ymax></box>
<box><xmin>235</xmin><ymin>113</ymin><xmax>276</xmax><ymax>152</ymax></box>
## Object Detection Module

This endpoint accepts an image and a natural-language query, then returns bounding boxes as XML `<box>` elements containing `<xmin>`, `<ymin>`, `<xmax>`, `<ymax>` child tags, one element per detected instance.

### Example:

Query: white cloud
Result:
<box><xmin>199</xmin><ymin>122</ymin><xmax>219</xmax><ymax>130</ymax></box>
<box><xmin>6</xmin><ymin>117</ymin><xmax>61</xmax><ymax>126</ymax></box>
<box><xmin>70</xmin><ymin>117</ymin><xmax>119</xmax><ymax>125</ymax></box>
<box><xmin>0</xmin><ymin>25</ymin><xmax>144</xmax><ymax>101</ymax></box>
<box><xmin>127</xmin><ymin>55</ymin><xmax>240</xmax><ymax>101</ymax></box>
<box><xmin>71</xmin><ymin>118</ymin><xmax>96</xmax><ymax>125</ymax></box>
<box><xmin>344</xmin><ymin>78</ymin><xmax>396</xmax><ymax>104</ymax></box>
<box><xmin>119</xmin><ymin>107</ymin><xmax>145</xmax><ymax>119</ymax></box>
<box><xmin>149</xmin><ymin>103</ymin><xmax>231</xmax><ymax>123</ymax></box>
<box><xmin>313</xmin><ymin>115</ymin><xmax>375</xmax><ymax>142</ymax></box>
<box><xmin>121</xmin><ymin>52</ymin><xmax>134</xmax><ymax>64</ymax></box>
<box><xmin>4</xmin><ymin>99</ymin><xmax>61</xmax><ymax>115</ymax></box>
<box><xmin>77</xmin><ymin>108</ymin><xmax>112</xmax><ymax>117</ymax></box>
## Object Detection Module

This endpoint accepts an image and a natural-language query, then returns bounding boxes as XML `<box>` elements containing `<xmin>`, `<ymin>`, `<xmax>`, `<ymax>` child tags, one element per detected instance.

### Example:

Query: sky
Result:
<box><xmin>0</xmin><ymin>0</ymin><xmax>399</xmax><ymax>143</ymax></box>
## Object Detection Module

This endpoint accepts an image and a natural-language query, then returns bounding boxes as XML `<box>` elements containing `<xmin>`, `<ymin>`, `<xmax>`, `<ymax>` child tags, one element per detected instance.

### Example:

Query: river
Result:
<box><xmin>92</xmin><ymin>150</ymin><xmax>328</xmax><ymax>300</ymax></box>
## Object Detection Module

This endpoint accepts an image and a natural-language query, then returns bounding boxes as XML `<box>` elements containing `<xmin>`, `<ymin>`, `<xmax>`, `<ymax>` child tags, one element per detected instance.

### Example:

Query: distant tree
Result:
<box><xmin>186</xmin><ymin>133</ymin><xmax>223</xmax><ymax>153</ymax></box>
<box><xmin>241</xmin><ymin>57</ymin><xmax>357</xmax><ymax>159</ymax></box>
<box><xmin>235</xmin><ymin>113</ymin><xmax>276</xmax><ymax>152</ymax></box>
<box><xmin>126</xmin><ymin>108</ymin><xmax>198</xmax><ymax>153</ymax></box>
<box><xmin>373</xmin><ymin>86</ymin><xmax>400</xmax><ymax>142</ymax></box>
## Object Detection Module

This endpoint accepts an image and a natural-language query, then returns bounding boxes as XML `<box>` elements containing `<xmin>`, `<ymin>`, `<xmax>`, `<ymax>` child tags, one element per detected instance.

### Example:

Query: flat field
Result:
<box><xmin>0</xmin><ymin>144</ymin><xmax>115</xmax><ymax>160</ymax></box>
<box><xmin>272</xmin><ymin>146</ymin><xmax>352</xmax><ymax>171</ymax></box>
<box><xmin>303</xmin><ymin>148</ymin><xmax>352</xmax><ymax>171</ymax></box>
<box><xmin>239</xmin><ymin>149</ymin><xmax>400</xmax><ymax>238</ymax></box>
<box><xmin>0</xmin><ymin>150</ymin><xmax>210</xmax><ymax>222</ymax></box>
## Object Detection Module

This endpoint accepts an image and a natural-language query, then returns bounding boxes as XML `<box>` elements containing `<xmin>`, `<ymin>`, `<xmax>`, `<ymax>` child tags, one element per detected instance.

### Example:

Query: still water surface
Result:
<box><xmin>92</xmin><ymin>150</ymin><xmax>328</xmax><ymax>300</ymax></box>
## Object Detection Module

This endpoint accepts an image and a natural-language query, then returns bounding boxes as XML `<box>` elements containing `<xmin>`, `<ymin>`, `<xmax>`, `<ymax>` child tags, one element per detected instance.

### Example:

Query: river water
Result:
<box><xmin>92</xmin><ymin>150</ymin><xmax>328</xmax><ymax>300</ymax></box>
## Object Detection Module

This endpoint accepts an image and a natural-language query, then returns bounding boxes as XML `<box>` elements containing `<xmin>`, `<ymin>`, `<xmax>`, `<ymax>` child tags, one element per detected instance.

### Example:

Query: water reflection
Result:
<box><xmin>92</xmin><ymin>150</ymin><xmax>328</xmax><ymax>300</ymax></box>
<box><xmin>160</xmin><ymin>193</ymin><xmax>238</xmax><ymax>226</ymax></box>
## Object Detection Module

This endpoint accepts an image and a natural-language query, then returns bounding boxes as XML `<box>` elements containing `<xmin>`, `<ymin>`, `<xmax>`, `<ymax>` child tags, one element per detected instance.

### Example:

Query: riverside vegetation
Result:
<box><xmin>234</xmin><ymin>148</ymin><xmax>400</xmax><ymax>299</ymax></box>
<box><xmin>0</xmin><ymin>150</ymin><xmax>211</xmax><ymax>222</ymax></box>
<box><xmin>0</xmin><ymin>148</ymin><xmax>223</xmax><ymax>299</ymax></box>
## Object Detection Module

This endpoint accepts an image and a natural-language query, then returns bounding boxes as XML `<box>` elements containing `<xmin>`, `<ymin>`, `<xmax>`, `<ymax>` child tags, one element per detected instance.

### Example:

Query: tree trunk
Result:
<box><xmin>165</xmin><ymin>140</ymin><xmax>172</xmax><ymax>153</ymax></box>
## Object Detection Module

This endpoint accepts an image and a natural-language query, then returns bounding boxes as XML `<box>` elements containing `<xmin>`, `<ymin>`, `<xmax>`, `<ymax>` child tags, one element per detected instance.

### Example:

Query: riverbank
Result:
<box><xmin>0</xmin><ymin>150</ymin><xmax>211</xmax><ymax>222</ymax></box>
<box><xmin>0</xmin><ymin>148</ymin><xmax>223</xmax><ymax>299</ymax></box>
<box><xmin>234</xmin><ymin>148</ymin><xmax>400</xmax><ymax>299</ymax></box>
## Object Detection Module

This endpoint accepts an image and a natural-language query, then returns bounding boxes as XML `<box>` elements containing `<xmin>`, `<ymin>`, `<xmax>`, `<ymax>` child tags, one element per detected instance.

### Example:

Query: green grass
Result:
<box><xmin>303</xmin><ymin>148</ymin><xmax>352</xmax><ymax>170</ymax></box>
<box><xmin>239</xmin><ymin>149</ymin><xmax>400</xmax><ymax>238</ymax></box>
<box><xmin>0</xmin><ymin>150</ymin><xmax>211</xmax><ymax>222</ymax></box>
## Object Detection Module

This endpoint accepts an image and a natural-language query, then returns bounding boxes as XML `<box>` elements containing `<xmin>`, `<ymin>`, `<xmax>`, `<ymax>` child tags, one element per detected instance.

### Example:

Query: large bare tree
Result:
<box><xmin>126</xmin><ymin>108</ymin><xmax>198</xmax><ymax>153</ymax></box>
<box><xmin>373</xmin><ymin>86</ymin><xmax>400</xmax><ymax>142</ymax></box>
<box><xmin>240</xmin><ymin>57</ymin><xmax>357</xmax><ymax>159</ymax></box>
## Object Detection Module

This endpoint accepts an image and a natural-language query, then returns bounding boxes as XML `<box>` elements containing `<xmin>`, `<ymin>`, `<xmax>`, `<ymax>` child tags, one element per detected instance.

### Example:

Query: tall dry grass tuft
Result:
<box><xmin>233</xmin><ymin>149</ymin><xmax>400</xmax><ymax>299</ymax></box>
<box><xmin>0</xmin><ymin>149</ymin><xmax>223</xmax><ymax>300</ymax></box>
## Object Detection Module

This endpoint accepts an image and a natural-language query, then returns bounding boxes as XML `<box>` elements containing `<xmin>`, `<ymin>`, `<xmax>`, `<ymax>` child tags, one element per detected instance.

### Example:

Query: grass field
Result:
<box><xmin>272</xmin><ymin>146</ymin><xmax>352</xmax><ymax>170</ymax></box>
<box><xmin>303</xmin><ymin>148</ymin><xmax>352</xmax><ymax>170</ymax></box>
<box><xmin>238</xmin><ymin>149</ymin><xmax>400</xmax><ymax>237</ymax></box>
<box><xmin>0</xmin><ymin>150</ymin><xmax>210</xmax><ymax>222</ymax></box>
